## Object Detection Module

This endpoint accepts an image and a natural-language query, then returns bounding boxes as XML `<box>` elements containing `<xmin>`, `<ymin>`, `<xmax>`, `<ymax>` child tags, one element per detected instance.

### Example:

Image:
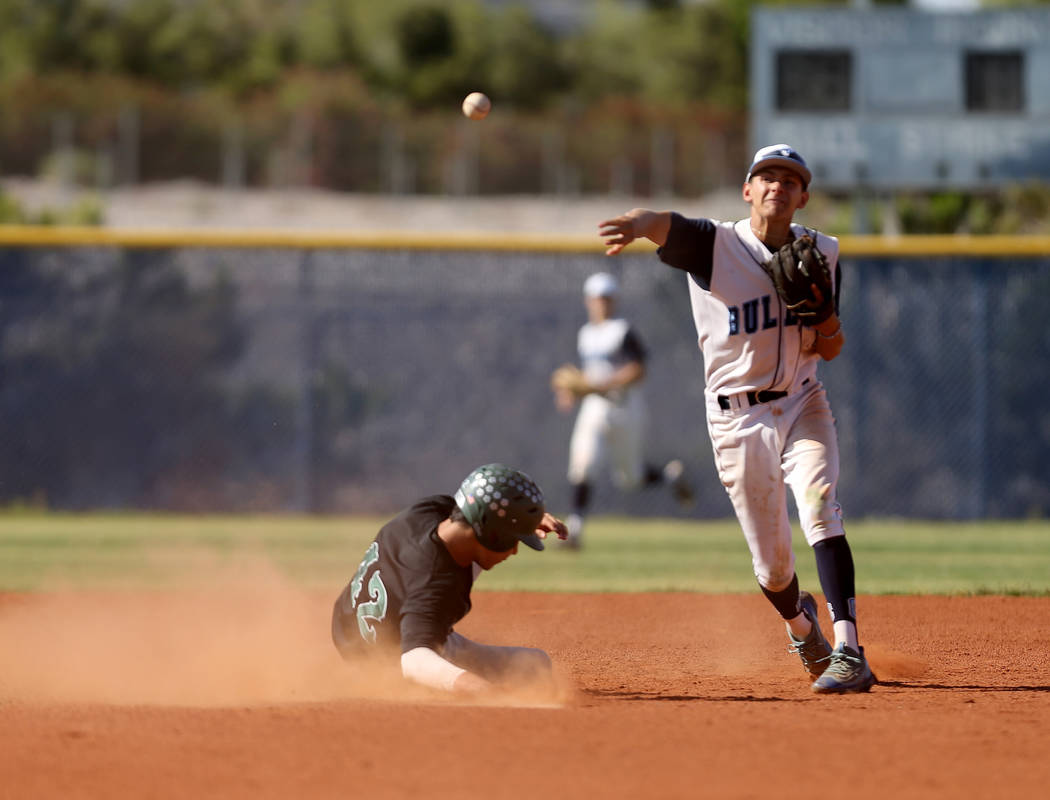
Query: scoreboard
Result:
<box><xmin>751</xmin><ymin>8</ymin><xmax>1050</xmax><ymax>190</ymax></box>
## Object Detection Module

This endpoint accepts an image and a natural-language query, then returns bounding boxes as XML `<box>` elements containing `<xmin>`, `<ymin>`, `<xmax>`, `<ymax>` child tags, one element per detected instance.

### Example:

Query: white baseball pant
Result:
<box><xmin>706</xmin><ymin>380</ymin><xmax>845</xmax><ymax>591</ymax></box>
<box><xmin>567</xmin><ymin>391</ymin><xmax>648</xmax><ymax>489</ymax></box>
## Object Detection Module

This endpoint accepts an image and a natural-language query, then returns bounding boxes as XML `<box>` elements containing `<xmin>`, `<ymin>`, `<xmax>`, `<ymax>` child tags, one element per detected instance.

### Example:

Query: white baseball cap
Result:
<box><xmin>583</xmin><ymin>272</ymin><xmax>619</xmax><ymax>298</ymax></box>
<box><xmin>746</xmin><ymin>144</ymin><xmax>812</xmax><ymax>187</ymax></box>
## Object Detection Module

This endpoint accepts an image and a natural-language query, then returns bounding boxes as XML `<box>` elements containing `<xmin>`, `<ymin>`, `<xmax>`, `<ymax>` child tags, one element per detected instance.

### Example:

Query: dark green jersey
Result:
<box><xmin>331</xmin><ymin>495</ymin><xmax>474</xmax><ymax>659</ymax></box>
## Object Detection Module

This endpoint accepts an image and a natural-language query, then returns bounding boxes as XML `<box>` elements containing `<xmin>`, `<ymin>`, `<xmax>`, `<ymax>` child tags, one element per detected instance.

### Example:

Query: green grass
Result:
<box><xmin>0</xmin><ymin>512</ymin><xmax>1048</xmax><ymax>595</ymax></box>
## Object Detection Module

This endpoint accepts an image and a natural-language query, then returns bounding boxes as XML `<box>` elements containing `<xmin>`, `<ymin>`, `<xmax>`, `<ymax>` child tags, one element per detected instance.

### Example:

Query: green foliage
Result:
<box><xmin>485</xmin><ymin>6</ymin><xmax>568</xmax><ymax>109</ymax></box>
<box><xmin>0</xmin><ymin>0</ymin><xmax>823</xmax><ymax>193</ymax></box>
<box><xmin>0</xmin><ymin>182</ymin><xmax>104</xmax><ymax>225</ymax></box>
<box><xmin>396</xmin><ymin>5</ymin><xmax>455</xmax><ymax>67</ymax></box>
<box><xmin>0</xmin><ymin>186</ymin><xmax>25</xmax><ymax>221</ymax></box>
<box><xmin>65</xmin><ymin>194</ymin><xmax>105</xmax><ymax>225</ymax></box>
<box><xmin>895</xmin><ymin>192</ymin><xmax>969</xmax><ymax>234</ymax></box>
<box><xmin>393</xmin><ymin>6</ymin><xmax>471</xmax><ymax>106</ymax></box>
<box><xmin>980</xmin><ymin>0</ymin><xmax>1050</xmax><ymax>6</ymax></box>
<box><xmin>891</xmin><ymin>184</ymin><xmax>1050</xmax><ymax>234</ymax></box>
<box><xmin>986</xmin><ymin>182</ymin><xmax>1050</xmax><ymax>233</ymax></box>
<box><xmin>39</xmin><ymin>148</ymin><xmax>98</xmax><ymax>185</ymax></box>
<box><xmin>3</xmin><ymin>1</ymin><xmax>1049</xmax><ymax>213</ymax></box>
<box><xmin>293</xmin><ymin>1</ymin><xmax>353</xmax><ymax>70</ymax></box>
<box><xmin>0</xmin><ymin>0</ymin><xmax>756</xmax><ymax>110</ymax></box>
<box><xmin>0</xmin><ymin>0</ymin><xmax>1033</xmax><ymax>126</ymax></box>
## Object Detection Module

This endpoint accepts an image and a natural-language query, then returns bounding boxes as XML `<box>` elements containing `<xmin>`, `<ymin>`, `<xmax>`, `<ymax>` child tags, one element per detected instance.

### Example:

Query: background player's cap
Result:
<box><xmin>746</xmin><ymin>144</ymin><xmax>812</xmax><ymax>187</ymax></box>
<box><xmin>583</xmin><ymin>272</ymin><xmax>619</xmax><ymax>298</ymax></box>
<box><xmin>455</xmin><ymin>464</ymin><xmax>546</xmax><ymax>552</ymax></box>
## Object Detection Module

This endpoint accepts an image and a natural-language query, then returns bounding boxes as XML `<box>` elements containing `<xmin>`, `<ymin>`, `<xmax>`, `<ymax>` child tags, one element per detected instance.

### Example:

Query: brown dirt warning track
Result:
<box><xmin>1</xmin><ymin>590</ymin><xmax>1048</xmax><ymax>800</ymax></box>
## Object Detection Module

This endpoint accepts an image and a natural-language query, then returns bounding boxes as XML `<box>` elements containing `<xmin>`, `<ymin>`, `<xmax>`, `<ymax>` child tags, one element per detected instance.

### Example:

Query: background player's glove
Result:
<box><xmin>761</xmin><ymin>235</ymin><xmax>835</xmax><ymax>326</ymax></box>
<box><xmin>550</xmin><ymin>363</ymin><xmax>591</xmax><ymax>397</ymax></box>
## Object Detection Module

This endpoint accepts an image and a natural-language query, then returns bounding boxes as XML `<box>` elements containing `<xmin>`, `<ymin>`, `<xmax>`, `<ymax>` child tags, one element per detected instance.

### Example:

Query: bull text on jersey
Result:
<box><xmin>728</xmin><ymin>295</ymin><xmax>801</xmax><ymax>335</ymax></box>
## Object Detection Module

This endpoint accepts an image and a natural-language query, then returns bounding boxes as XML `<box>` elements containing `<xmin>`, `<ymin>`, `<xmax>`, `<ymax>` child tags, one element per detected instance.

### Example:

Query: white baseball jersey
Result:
<box><xmin>660</xmin><ymin>217</ymin><xmax>840</xmax><ymax>398</ymax></box>
<box><xmin>567</xmin><ymin>317</ymin><xmax>650</xmax><ymax>489</ymax></box>
<box><xmin>657</xmin><ymin>214</ymin><xmax>845</xmax><ymax>590</ymax></box>
<box><xmin>577</xmin><ymin>318</ymin><xmax>645</xmax><ymax>406</ymax></box>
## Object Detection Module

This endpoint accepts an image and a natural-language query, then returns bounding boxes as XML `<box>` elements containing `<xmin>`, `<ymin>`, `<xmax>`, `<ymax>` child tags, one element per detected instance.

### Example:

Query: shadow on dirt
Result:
<box><xmin>877</xmin><ymin>681</ymin><xmax>1050</xmax><ymax>692</ymax></box>
<box><xmin>581</xmin><ymin>688</ymin><xmax>808</xmax><ymax>703</ymax></box>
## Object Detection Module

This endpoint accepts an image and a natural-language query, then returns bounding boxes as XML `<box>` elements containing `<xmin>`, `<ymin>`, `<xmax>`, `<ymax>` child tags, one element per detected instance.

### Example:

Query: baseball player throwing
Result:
<box><xmin>551</xmin><ymin>271</ymin><xmax>695</xmax><ymax>548</ymax></box>
<box><xmin>331</xmin><ymin>463</ymin><xmax>567</xmax><ymax>696</ymax></box>
<box><xmin>598</xmin><ymin>144</ymin><xmax>876</xmax><ymax>693</ymax></box>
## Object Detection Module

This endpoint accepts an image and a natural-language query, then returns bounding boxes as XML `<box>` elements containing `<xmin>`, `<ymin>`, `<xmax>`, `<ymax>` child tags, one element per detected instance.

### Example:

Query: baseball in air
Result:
<box><xmin>461</xmin><ymin>92</ymin><xmax>491</xmax><ymax>120</ymax></box>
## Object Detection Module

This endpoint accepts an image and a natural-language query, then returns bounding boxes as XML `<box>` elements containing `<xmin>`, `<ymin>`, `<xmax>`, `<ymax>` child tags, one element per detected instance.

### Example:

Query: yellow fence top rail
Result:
<box><xmin>843</xmin><ymin>234</ymin><xmax>1050</xmax><ymax>257</ymax></box>
<box><xmin>0</xmin><ymin>226</ymin><xmax>606</xmax><ymax>252</ymax></box>
<box><xmin>1</xmin><ymin>225</ymin><xmax>1049</xmax><ymax>257</ymax></box>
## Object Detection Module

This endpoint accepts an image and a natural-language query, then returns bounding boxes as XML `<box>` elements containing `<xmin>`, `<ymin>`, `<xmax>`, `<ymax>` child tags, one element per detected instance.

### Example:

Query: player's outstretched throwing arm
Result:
<box><xmin>599</xmin><ymin>208</ymin><xmax>673</xmax><ymax>254</ymax></box>
<box><xmin>599</xmin><ymin>208</ymin><xmax>843</xmax><ymax>361</ymax></box>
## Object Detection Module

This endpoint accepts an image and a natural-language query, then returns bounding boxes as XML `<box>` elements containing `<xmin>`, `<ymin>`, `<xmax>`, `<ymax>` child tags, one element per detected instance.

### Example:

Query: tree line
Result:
<box><xmin>0</xmin><ymin>0</ymin><xmax>895</xmax><ymax>197</ymax></box>
<box><xmin>0</xmin><ymin>0</ymin><xmax>764</xmax><ymax>110</ymax></box>
<box><xmin>2</xmin><ymin>0</ymin><xmax>1048</xmax><ymax>229</ymax></box>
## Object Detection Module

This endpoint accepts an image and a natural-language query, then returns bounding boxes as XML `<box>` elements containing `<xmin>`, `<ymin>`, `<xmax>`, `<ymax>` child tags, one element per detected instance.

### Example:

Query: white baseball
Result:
<box><xmin>462</xmin><ymin>92</ymin><xmax>491</xmax><ymax>121</ymax></box>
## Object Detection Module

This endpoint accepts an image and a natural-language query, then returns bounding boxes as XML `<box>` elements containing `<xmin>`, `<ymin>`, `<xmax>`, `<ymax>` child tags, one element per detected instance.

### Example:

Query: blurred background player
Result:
<box><xmin>551</xmin><ymin>271</ymin><xmax>695</xmax><ymax>549</ymax></box>
<box><xmin>597</xmin><ymin>144</ymin><xmax>876</xmax><ymax>694</ymax></box>
<box><xmin>331</xmin><ymin>463</ymin><xmax>566</xmax><ymax>697</ymax></box>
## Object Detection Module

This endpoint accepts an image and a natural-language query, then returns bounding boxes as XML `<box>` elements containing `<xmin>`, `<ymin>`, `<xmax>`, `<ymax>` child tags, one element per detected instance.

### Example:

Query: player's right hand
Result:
<box><xmin>535</xmin><ymin>512</ymin><xmax>569</xmax><ymax>542</ymax></box>
<box><xmin>599</xmin><ymin>208</ymin><xmax>670</xmax><ymax>255</ymax></box>
<box><xmin>598</xmin><ymin>213</ymin><xmax>638</xmax><ymax>255</ymax></box>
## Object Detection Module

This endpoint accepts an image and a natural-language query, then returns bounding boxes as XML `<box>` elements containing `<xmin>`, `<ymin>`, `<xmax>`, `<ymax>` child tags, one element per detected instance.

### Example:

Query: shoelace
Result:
<box><xmin>822</xmin><ymin>650</ymin><xmax>862</xmax><ymax>677</ymax></box>
<box><xmin>786</xmin><ymin>638</ymin><xmax>831</xmax><ymax>666</ymax></box>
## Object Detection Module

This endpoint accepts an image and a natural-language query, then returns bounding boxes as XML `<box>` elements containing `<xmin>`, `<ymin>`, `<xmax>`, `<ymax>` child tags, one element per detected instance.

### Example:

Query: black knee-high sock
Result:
<box><xmin>759</xmin><ymin>573</ymin><xmax>802</xmax><ymax>620</ymax></box>
<box><xmin>813</xmin><ymin>536</ymin><xmax>856</xmax><ymax>623</ymax></box>
<box><xmin>571</xmin><ymin>481</ymin><xmax>591</xmax><ymax>515</ymax></box>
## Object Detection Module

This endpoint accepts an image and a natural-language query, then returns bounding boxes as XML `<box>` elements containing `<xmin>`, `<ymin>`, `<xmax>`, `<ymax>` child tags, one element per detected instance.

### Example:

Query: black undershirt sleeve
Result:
<box><xmin>621</xmin><ymin>327</ymin><xmax>647</xmax><ymax>364</ymax></box>
<box><xmin>656</xmin><ymin>213</ymin><xmax>717</xmax><ymax>290</ymax></box>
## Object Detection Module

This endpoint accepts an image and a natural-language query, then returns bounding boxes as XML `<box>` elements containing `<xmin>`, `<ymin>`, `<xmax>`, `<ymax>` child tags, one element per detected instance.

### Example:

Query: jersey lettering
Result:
<box><xmin>742</xmin><ymin>299</ymin><xmax>759</xmax><ymax>333</ymax></box>
<box><xmin>342</xmin><ymin>540</ymin><xmax>389</xmax><ymax>643</ymax></box>
<box><xmin>356</xmin><ymin>570</ymin><xmax>388</xmax><ymax>644</ymax></box>
<box><xmin>728</xmin><ymin>295</ymin><xmax>781</xmax><ymax>336</ymax></box>
<box><xmin>762</xmin><ymin>296</ymin><xmax>778</xmax><ymax>330</ymax></box>
<box><xmin>349</xmin><ymin>541</ymin><xmax>379</xmax><ymax>603</ymax></box>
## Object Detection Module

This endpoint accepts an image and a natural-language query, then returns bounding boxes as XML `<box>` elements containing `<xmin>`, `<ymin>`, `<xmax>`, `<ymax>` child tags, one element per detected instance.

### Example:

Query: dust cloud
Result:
<box><xmin>0</xmin><ymin>555</ymin><xmax>569</xmax><ymax>708</ymax></box>
<box><xmin>863</xmin><ymin>644</ymin><xmax>929</xmax><ymax>681</ymax></box>
<box><xmin>0</xmin><ymin>557</ymin><xmax>373</xmax><ymax>706</ymax></box>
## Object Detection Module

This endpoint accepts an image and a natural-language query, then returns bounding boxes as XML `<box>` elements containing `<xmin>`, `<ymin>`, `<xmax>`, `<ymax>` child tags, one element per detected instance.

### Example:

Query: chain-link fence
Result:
<box><xmin>2</xmin><ymin>234</ymin><xmax>1048</xmax><ymax>519</ymax></box>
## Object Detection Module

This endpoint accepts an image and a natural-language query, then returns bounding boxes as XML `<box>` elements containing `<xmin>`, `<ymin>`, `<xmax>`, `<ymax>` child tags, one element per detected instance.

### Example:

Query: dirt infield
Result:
<box><xmin>2</xmin><ymin>590</ymin><xmax>1048</xmax><ymax>799</ymax></box>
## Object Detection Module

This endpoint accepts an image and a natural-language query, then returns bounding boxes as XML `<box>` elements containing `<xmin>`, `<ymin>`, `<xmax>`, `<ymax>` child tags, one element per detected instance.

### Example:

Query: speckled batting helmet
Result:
<box><xmin>454</xmin><ymin>464</ymin><xmax>546</xmax><ymax>552</ymax></box>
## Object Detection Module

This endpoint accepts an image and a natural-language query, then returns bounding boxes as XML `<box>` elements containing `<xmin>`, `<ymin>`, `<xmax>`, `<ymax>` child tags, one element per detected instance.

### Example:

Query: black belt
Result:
<box><xmin>717</xmin><ymin>390</ymin><xmax>786</xmax><ymax>410</ymax></box>
<box><xmin>717</xmin><ymin>379</ymin><xmax>810</xmax><ymax>411</ymax></box>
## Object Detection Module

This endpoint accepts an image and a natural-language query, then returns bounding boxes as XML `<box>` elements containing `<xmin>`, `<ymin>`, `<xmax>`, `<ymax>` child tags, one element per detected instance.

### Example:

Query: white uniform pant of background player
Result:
<box><xmin>706</xmin><ymin>381</ymin><xmax>844</xmax><ymax>592</ymax></box>
<box><xmin>567</xmin><ymin>391</ymin><xmax>648</xmax><ymax>489</ymax></box>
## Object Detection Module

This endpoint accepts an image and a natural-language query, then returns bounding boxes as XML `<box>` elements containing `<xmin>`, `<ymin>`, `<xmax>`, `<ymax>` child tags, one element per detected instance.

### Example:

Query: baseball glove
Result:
<box><xmin>761</xmin><ymin>235</ymin><xmax>835</xmax><ymax>326</ymax></box>
<box><xmin>550</xmin><ymin>363</ymin><xmax>591</xmax><ymax>397</ymax></box>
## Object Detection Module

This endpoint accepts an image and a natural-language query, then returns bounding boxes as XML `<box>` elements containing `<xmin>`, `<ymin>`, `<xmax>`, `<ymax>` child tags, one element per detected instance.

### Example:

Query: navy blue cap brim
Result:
<box><xmin>746</xmin><ymin>157</ymin><xmax>812</xmax><ymax>186</ymax></box>
<box><xmin>520</xmin><ymin>533</ymin><xmax>545</xmax><ymax>551</ymax></box>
